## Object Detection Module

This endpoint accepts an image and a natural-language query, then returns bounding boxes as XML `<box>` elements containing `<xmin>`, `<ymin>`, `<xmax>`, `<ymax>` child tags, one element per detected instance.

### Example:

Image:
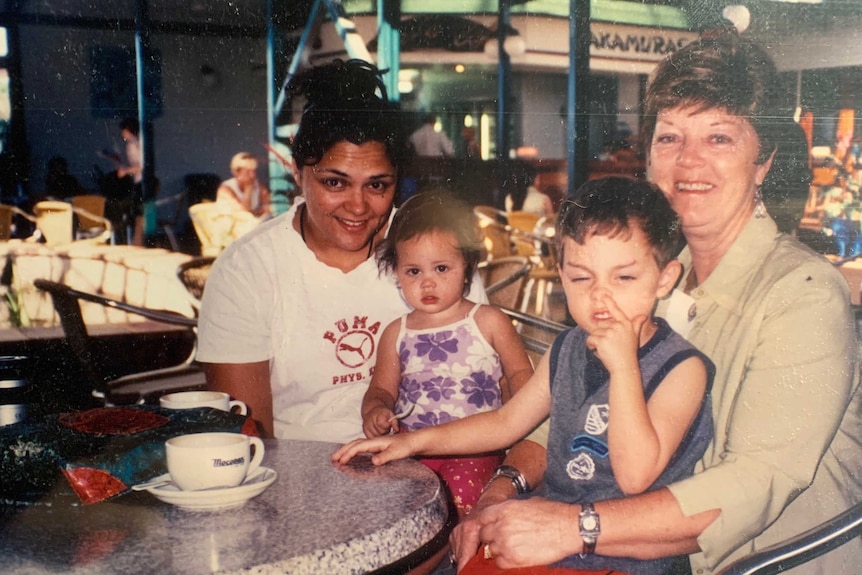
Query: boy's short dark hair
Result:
<box><xmin>557</xmin><ymin>176</ymin><xmax>683</xmax><ymax>268</ymax></box>
<box><xmin>377</xmin><ymin>190</ymin><xmax>484</xmax><ymax>296</ymax></box>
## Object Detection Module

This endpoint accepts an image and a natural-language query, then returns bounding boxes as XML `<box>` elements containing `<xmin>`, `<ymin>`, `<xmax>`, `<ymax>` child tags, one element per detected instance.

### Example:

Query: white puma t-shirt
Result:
<box><xmin>197</xmin><ymin>201</ymin><xmax>486</xmax><ymax>443</ymax></box>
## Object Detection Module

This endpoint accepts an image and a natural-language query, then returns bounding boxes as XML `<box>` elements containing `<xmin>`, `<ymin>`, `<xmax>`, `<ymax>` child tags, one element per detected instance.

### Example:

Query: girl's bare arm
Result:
<box><xmin>361</xmin><ymin>320</ymin><xmax>403</xmax><ymax>437</ymax></box>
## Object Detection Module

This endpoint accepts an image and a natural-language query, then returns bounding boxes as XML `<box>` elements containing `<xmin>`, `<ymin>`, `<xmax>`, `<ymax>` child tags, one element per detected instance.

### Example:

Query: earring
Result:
<box><xmin>754</xmin><ymin>185</ymin><xmax>767</xmax><ymax>219</ymax></box>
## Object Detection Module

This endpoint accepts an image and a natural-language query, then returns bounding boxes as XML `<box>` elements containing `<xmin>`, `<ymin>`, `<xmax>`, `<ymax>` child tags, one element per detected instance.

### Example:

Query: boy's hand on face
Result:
<box><xmin>585</xmin><ymin>293</ymin><xmax>646</xmax><ymax>376</ymax></box>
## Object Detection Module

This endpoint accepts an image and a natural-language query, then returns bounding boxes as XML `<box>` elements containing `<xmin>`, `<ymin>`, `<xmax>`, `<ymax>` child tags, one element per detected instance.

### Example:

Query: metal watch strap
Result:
<box><xmin>485</xmin><ymin>465</ymin><xmax>530</xmax><ymax>495</ymax></box>
<box><xmin>578</xmin><ymin>502</ymin><xmax>600</xmax><ymax>557</ymax></box>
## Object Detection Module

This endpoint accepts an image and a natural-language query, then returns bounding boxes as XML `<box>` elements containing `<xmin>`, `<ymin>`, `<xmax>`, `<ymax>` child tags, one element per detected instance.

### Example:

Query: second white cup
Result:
<box><xmin>166</xmin><ymin>432</ymin><xmax>264</xmax><ymax>491</ymax></box>
<box><xmin>159</xmin><ymin>390</ymin><xmax>247</xmax><ymax>415</ymax></box>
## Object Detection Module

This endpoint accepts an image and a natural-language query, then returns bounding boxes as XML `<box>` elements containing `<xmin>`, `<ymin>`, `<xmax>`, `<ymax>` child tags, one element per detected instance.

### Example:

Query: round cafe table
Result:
<box><xmin>0</xmin><ymin>440</ymin><xmax>452</xmax><ymax>574</ymax></box>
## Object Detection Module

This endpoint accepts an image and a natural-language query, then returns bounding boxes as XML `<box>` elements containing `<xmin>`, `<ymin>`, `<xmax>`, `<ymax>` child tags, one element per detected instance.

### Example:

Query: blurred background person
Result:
<box><xmin>216</xmin><ymin>152</ymin><xmax>272</xmax><ymax>219</ymax></box>
<box><xmin>44</xmin><ymin>156</ymin><xmax>84</xmax><ymax>198</ymax></box>
<box><xmin>98</xmin><ymin>118</ymin><xmax>147</xmax><ymax>245</ymax></box>
<box><xmin>409</xmin><ymin>112</ymin><xmax>454</xmax><ymax>158</ymax></box>
<box><xmin>504</xmin><ymin>160</ymin><xmax>554</xmax><ymax>218</ymax></box>
<box><xmin>462</xmin><ymin>126</ymin><xmax>481</xmax><ymax>159</ymax></box>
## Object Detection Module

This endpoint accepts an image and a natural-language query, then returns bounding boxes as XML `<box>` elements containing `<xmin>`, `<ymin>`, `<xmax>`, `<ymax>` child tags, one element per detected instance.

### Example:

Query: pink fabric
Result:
<box><xmin>420</xmin><ymin>453</ymin><xmax>502</xmax><ymax>514</ymax></box>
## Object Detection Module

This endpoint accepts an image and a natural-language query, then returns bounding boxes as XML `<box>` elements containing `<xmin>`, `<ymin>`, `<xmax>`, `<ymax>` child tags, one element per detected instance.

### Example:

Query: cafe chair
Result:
<box><xmin>70</xmin><ymin>195</ymin><xmax>110</xmax><ymax>242</ymax></box>
<box><xmin>0</xmin><ymin>205</ymin><xmax>15</xmax><ymax>240</ymax></box>
<box><xmin>474</xmin><ymin>206</ymin><xmax>516</xmax><ymax>260</ymax></box>
<box><xmin>28</xmin><ymin>201</ymin><xmax>113</xmax><ymax>246</ymax></box>
<box><xmin>33</xmin><ymin>279</ymin><xmax>205</xmax><ymax>406</ymax></box>
<box><xmin>0</xmin><ymin>204</ymin><xmax>38</xmax><ymax>240</ymax></box>
<box><xmin>506</xmin><ymin>217</ymin><xmax>559</xmax><ymax>318</ymax></box>
<box><xmin>474</xmin><ymin>205</ymin><xmax>506</xmax><ymax>224</ymax></box>
<box><xmin>188</xmin><ymin>202</ymin><xmax>259</xmax><ymax>257</ymax></box>
<box><xmin>152</xmin><ymin>191</ymin><xmax>188</xmax><ymax>252</ymax></box>
<box><xmin>715</xmin><ymin>499</ymin><xmax>862</xmax><ymax>575</ymax></box>
<box><xmin>478</xmin><ymin>256</ymin><xmax>532</xmax><ymax>310</ymax></box>
<box><xmin>176</xmin><ymin>256</ymin><xmax>216</xmax><ymax>311</ymax></box>
<box><xmin>506</xmin><ymin>211</ymin><xmax>543</xmax><ymax>256</ymax></box>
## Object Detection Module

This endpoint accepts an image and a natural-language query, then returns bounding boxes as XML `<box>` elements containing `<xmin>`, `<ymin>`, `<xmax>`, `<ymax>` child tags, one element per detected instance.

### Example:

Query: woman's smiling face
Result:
<box><xmin>295</xmin><ymin>140</ymin><xmax>397</xmax><ymax>257</ymax></box>
<box><xmin>647</xmin><ymin>105</ymin><xmax>773</xmax><ymax>240</ymax></box>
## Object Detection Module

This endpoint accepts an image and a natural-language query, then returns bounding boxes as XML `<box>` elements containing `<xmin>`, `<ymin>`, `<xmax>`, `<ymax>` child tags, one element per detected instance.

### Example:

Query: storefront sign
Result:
<box><xmin>590</xmin><ymin>22</ymin><xmax>699</xmax><ymax>63</ymax></box>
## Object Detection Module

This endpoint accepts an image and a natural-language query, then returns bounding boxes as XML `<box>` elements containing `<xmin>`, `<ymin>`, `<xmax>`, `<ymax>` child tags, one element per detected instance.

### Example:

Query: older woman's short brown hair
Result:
<box><xmin>641</xmin><ymin>31</ymin><xmax>789</xmax><ymax>165</ymax></box>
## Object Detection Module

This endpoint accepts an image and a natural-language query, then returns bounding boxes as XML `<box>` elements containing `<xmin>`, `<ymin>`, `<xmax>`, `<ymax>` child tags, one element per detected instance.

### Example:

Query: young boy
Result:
<box><xmin>333</xmin><ymin>176</ymin><xmax>714</xmax><ymax>575</ymax></box>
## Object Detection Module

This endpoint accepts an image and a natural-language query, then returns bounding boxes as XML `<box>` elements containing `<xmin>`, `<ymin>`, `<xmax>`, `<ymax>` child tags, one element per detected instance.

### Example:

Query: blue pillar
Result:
<box><xmin>134</xmin><ymin>0</ymin><xmax>155</xmax><ymax>239</ymax></box>
<box><xmin>496</xmin><ymin>0</ymin><xmax>513</xmax><ymax>210</ymax></box>
<box><xmin>567</xmin><ymin>0</ymin><xmax>590</xmax><ymax>198</ymax></box>
<box><xmin>377</xmin><ymin>0</ymin><xmax>400</xmax><ymax>103</ymax></box>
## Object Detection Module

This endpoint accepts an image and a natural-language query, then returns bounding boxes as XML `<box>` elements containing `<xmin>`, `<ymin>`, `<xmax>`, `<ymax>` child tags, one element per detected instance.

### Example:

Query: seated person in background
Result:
<box><xmin>335</xmin><ymin>176</ymin><xmax>715</xmax><ymax>575</ymax></box>
<box><xmin>504</xmin><ymin>161</ymin><xmax>554</xmax><ymax>219</ymax></box>
<box><xmin>45</xmin><ymin>156</ymin><xmax>84</xmax><ymax>198</ymax></box>
<box><xmin>216</xmin><ymin>152</ymin><xmax>272</xmax><ymax>219</ymax></box>
<box><xmin>361</xmin><ymin>190</ymin><xmax>533</xmax><ymax>518</ymax></box>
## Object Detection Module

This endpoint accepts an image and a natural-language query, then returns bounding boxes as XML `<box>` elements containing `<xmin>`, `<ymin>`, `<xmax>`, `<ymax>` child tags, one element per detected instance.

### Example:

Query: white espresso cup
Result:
<box><xmin>159</xmin><ymin>390</ymin><xmax>247</xmax><ymax>415</ymax></box>
<box><xmin>166</xmin><ymin>432</ymin><xmax>265</xmax><ymax>491</ymax></box>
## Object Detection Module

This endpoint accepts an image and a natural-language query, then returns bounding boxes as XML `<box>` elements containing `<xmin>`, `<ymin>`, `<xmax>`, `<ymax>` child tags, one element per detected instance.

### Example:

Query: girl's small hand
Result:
<box><xmin>585</xmin><ymin>293</ymin><xmax>645</xmax><ymax>375</ymax></box>
<box><xmin>363</xmin><ymin>406</ymin><xmax>397</xmax><ymax>437</ymax></box>
<box><xmin>331</xmin><ymin>435</ymin><xmax>414</xmax><ymax>466</ymax></box>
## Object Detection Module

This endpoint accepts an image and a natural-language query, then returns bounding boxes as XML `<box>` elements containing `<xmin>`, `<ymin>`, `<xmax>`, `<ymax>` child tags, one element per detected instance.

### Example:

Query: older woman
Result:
<box><xmin>197</xmin><ymin>59</ymin><xmax>484</xmax><ymax>441</ymax></box>
<box><xmin>452</xmin><ymin>33</ymin><xmax>862</xmax><ymax>575</ymax></box>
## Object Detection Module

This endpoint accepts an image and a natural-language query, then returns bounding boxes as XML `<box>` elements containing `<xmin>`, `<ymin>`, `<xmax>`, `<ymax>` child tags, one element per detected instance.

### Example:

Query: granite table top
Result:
<box><xmin>0</xmin><ymin>439</ymin><xmax>450</xmax><ymax>574</ymax></box>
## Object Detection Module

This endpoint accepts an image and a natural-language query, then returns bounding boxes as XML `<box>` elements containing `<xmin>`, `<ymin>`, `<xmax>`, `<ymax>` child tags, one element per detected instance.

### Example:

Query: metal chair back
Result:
<box><xmin>33</xmin><ymin>279</ymin><xmax>203</xmax><ymax>406</ymax></box>
<box><xmin>478</xmin><ymin>256</ymin><xmax>532</xmax><ymax>310</ymax></box>
<box><xmin>715</xmin><ymin>500</ymin><xmax>862</xmax><ymax>575</ymax></box>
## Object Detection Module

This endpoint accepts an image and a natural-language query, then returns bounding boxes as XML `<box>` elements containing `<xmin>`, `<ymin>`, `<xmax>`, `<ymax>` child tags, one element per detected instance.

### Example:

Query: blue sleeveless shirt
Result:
<box><xmin>540</xmin><ymin>318</ymin><xmax>714</xmax><ymax>575</ymax></box>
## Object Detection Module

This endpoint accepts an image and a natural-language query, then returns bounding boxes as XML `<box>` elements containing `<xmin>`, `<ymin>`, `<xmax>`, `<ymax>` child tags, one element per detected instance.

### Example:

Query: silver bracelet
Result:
<box><xmin>484</xmin><ymin>465</ymin><xmax>531</xmax><ymax>495</ymax></box>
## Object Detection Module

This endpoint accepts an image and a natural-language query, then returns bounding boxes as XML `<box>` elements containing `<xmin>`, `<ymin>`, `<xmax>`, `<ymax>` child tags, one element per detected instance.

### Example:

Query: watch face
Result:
<box><xmin>582</xmin><ymin>516</ymin><xmax>598</xmax><ymax>531</ymax></box>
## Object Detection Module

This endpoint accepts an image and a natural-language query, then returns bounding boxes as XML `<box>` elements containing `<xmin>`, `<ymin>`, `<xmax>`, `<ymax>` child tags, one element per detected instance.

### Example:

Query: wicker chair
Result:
<box><xmin>478</xmin><ymin>256</ymin><xmax>532</xmax><ymax>310</ymax></box>
<box><xmin>176</xmin><ymin>256</ymin><xmax>216</xmax><ymax>309</ymax></box>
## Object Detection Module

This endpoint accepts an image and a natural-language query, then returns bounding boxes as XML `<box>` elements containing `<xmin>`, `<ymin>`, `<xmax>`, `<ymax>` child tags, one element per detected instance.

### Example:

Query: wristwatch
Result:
<box><xmin>579</xmin><ymin>502</ymin><xmax>600</xmax><ymax>557</ymax></box>
<box><xmin>485</xmin><ymin>465</ymin><xmax>531</xmax><ymax>495</ymax></box>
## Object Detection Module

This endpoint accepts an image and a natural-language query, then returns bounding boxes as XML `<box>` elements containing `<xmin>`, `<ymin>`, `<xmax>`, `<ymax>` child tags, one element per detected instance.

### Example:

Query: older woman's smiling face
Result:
<box><xmin>647</xmin><ymin>105</ymin><xmax>773</xmax><ymax>242</ymax></box>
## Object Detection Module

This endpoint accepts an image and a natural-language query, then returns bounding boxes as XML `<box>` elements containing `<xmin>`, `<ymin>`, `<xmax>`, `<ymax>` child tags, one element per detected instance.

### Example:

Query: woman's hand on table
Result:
<box><xmin>331</xmin><ymin>434</ymin><xmax>415</xmax><ymax>466</ymax></box>
<box><xmin>452</xmin><ymin>497</ymin><xmax>580</xmax><ymax>571</ymax></box>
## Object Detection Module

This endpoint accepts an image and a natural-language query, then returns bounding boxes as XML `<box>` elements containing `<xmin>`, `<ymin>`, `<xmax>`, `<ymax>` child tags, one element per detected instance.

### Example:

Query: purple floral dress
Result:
<box><xmin>395</xmin><ymin>304</ymin><xmax>503</xmax><ymax>431</ymax></box>
<box><xmin>394</xmin><ymin>304</ymin><xmax>505</xmax><ymax>512</ymax></box>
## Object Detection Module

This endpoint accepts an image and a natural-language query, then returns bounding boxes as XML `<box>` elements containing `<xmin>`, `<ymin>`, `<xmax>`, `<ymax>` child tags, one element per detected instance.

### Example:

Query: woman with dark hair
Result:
<box><xmin>197</xmin><ymin>60</ymin><xmax>484</xmax><ymax>442</ymax></box>
<box><xmin>450</xmin><ymin>32</ymin><xmax>861</xmax><ymax>575</ymax></box>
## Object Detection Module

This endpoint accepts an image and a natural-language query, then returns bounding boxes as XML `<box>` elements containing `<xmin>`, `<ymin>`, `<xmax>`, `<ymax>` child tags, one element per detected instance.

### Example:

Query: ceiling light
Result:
<box><xmin>722</xmin><ymin>5</ymin><xmax>751</xmax><ymax>34</ymax></box>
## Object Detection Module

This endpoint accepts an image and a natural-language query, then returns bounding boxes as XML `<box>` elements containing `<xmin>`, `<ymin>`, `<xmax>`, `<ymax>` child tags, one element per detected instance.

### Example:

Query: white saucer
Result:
<box><xmin>142</xmin><ymin>466</ymin><xmax>277</xmax><ymax>511</ymax></box>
